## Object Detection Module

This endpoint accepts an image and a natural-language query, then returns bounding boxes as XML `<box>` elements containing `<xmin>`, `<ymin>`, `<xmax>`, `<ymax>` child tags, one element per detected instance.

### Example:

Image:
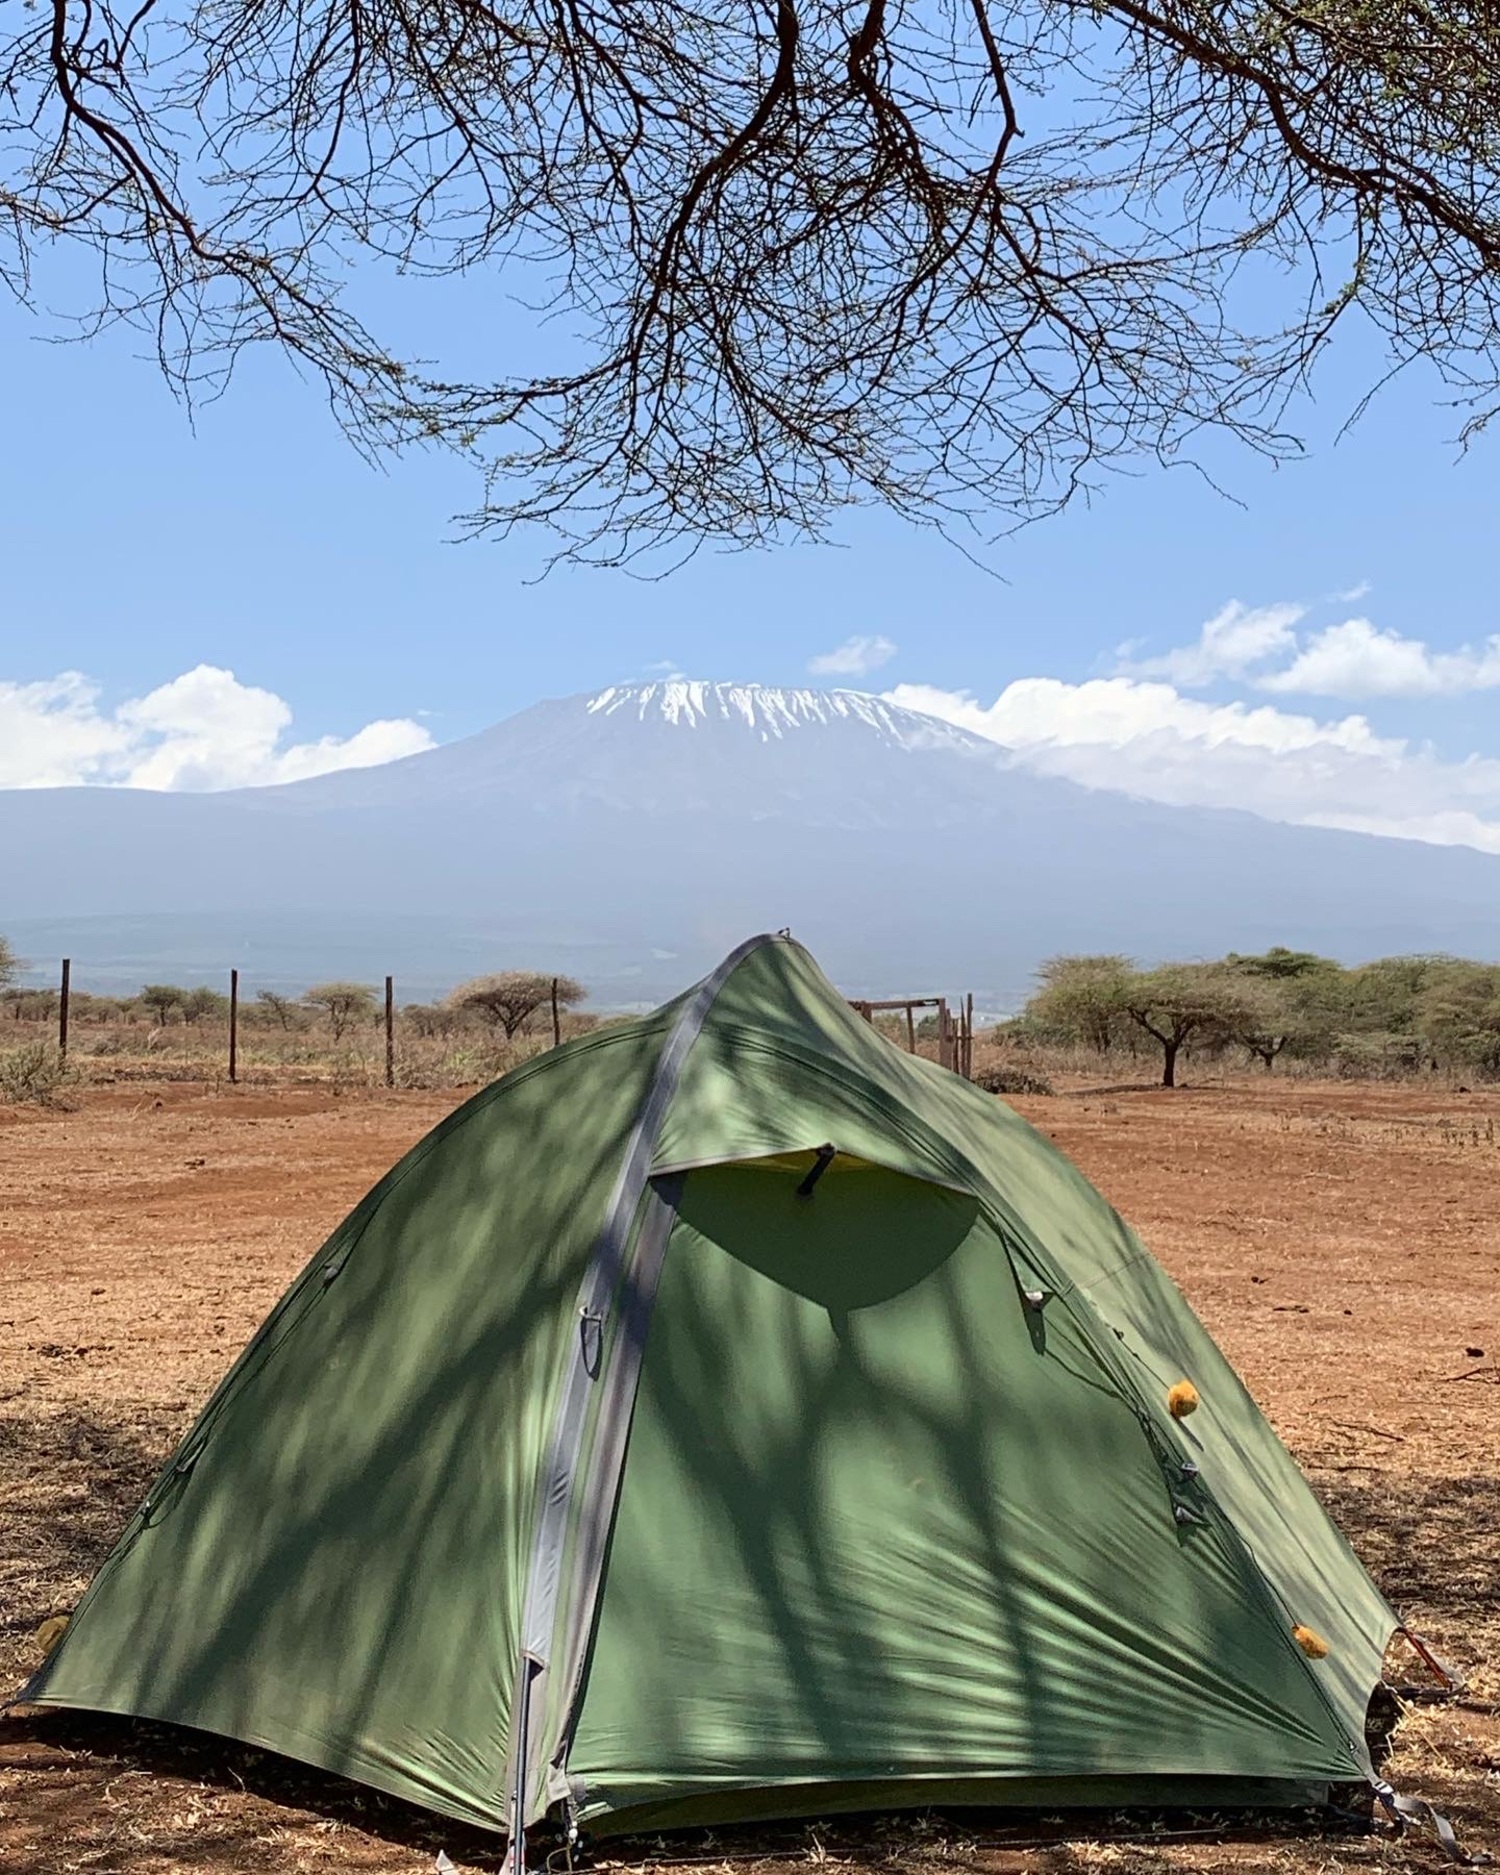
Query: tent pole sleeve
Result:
<box><xmin>503</xmin><ymin>933</ymin><xmax>779</xmax><ymax>1838</ymax></box>
<box><xmin>542</xmin><ymin>1175</ymin><xmax>682</xmax><ymax>1808</ymax></box>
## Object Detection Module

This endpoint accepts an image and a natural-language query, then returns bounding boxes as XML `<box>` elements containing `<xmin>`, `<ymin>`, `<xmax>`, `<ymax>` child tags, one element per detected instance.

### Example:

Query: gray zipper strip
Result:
<box><xmin>541</xmin><ymin>1173</ymin><xmax>682</xmax><ymax>1810</ymax></box>
<box><xmin>505</xmin><ymin>933</ymin><xmax>777</xmax><ymax>1833</ymax></box>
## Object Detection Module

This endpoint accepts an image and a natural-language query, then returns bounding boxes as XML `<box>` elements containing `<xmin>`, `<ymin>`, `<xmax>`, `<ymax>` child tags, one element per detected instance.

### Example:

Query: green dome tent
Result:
<box><xmin>20</xmin><ymin>934</ymin><xmax>1397</xmax><ymax>1847</ymax></box>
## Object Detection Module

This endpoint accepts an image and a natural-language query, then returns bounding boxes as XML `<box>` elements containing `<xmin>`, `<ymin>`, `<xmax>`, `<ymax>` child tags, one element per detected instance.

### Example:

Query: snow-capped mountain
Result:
<box><xmin>269</xmin><ymin>681</ymin><xmax>993</xmax><ymax>822</ymax></box>
<box><xmin>584</xmin><ymin>680</ymin><xmax>967</xmax><ymax>742</ymax></box>
<box><xmin>5</xmin><ymin>682</ymin><xmax>1500</xmax><ymax>1001</ymax></box>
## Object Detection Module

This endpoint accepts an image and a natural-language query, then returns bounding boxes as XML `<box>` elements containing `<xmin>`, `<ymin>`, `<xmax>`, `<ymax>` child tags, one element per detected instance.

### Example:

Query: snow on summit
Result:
<box><xmin>584</xmin><ymin>680</ymin><xmax>973</xmax><ymax>746</ymax></box>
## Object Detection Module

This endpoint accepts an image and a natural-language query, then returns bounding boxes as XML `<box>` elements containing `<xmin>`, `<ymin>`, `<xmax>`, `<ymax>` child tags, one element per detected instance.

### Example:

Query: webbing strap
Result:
<box><xmin>1373</xmin><ymin>1778</ymin><xmax>1486</xmax><ymax>1864</ymax></box>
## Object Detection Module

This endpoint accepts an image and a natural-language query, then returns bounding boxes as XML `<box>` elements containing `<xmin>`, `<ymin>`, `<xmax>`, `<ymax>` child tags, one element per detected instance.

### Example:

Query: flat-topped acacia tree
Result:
<box><xmin>138</xmin><ymin>984</ymin><xmax>185</xmax><ymax>1027</ymax></box>
<box><xmin>451</xmin><ymin>973</ymin><xmax>586</xmax><ymax>1043</ymax></box>
<box><xmin>4</xmin><ymin>3</ymin><xmax>1500</xmax><ymax>562</ymax></box>
<box><xmin>1031</xmin><ymin>954</ymin><xmax>1261</xmax><ymax>1087</ymax></box>
<box><xmin>1117</xmin><ymin>965</ymin><xmax>1260</xmax><ymax>1090</ymax></box>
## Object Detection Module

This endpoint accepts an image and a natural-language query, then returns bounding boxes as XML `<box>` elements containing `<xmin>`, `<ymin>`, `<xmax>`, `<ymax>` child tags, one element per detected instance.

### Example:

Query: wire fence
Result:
<box><xmin>6</xmin><ymin>959</ymin><xmax>984</xmax><ymax>1093</ymax></box>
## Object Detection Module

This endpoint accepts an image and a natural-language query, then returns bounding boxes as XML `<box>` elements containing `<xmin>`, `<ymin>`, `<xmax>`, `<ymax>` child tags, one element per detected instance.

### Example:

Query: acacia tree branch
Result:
<box><xmin>3</xmin><ymin>0</ymin><xmax>1499</xmax><ymax>562</ymax></box>
<box><xmin>1102</xmin><ymin>0</ymin><xmax>1500</xmax><ymax>267</ymax></box>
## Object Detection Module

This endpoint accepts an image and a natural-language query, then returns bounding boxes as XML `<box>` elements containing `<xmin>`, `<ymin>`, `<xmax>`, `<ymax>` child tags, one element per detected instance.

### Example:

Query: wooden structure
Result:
<box><xmin>849</xmin><ymin>994</ymin><xmax>975</xmax><ymax>1079</ymax></box>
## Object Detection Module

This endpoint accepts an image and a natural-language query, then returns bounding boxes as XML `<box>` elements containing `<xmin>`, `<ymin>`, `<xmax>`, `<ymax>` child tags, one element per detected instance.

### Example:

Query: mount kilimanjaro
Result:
<box><xmin>4</xmin><ymin>680</ymin><xmax>1499</xmax><ymax>1004</ymax></box>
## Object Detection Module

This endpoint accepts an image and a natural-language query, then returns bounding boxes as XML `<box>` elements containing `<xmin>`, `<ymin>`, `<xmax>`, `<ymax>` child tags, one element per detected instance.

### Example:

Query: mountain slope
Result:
<box><xmin>237</xmin><ymin>681</ymin><xmax>995</xmax><ymax>821</ymax></box>
<box><xmin>5</xmin><ymin>681</ymin><xmax>1499</xmax><ymax>1002</ymax></box>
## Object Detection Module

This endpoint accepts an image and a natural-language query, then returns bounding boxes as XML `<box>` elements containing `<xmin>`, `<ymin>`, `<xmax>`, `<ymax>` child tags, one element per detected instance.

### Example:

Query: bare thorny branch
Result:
<box><xmin>4</xmin><ymin>0</ymin><xmax>1500</xmax><ymax>562</ymax></box>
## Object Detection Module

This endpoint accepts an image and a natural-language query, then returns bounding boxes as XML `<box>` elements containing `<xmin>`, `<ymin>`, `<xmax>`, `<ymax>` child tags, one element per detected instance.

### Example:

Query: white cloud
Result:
<box><xmin>886</xmin><ymin>676</ymin><xmax>1500</xmax><ymax>855</ymax></box>
<box><xmin>0</xmin><ymin>674</ymin><xmax>136</xmax><ymax>789</ymax></box>
<box><xmin>1124</xmin><ymin>594</ymin><xmax>1500</xmax><ymax>700</ymax></box>
<box><xmin>1258</xmin><ymin>618</ymin><xmax>1500</xmax><ymax>698</ymax></box>
<box><xmin>809</xmin><ymin>634</ymin><xmax>898</xmax><ymax>678</ymax></box>
<box><xmin>0</xmin><ymin>665</ymin><xmax>434</xmax><ymax>791</ymax></box>
<box><xmin>1126</xmin><ymin>601</ymin><xmax>1305</xmax><ymax>686</ymax></box>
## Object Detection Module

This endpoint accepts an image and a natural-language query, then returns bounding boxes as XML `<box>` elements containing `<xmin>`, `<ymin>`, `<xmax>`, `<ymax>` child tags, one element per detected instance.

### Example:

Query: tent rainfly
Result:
<box><xmin>19</xmin><ymin>935</ymin><xmax>1404</xmax><ymax>1850</ymax></box>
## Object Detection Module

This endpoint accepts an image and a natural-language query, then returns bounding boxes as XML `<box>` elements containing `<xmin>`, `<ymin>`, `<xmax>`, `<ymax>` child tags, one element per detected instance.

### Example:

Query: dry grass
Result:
<box><xmin>0</xmin><ymin>1007</ymin><xmax>605</xmax><ymax>1098</ymax></box>
<box><xmin>1</xmin><ymin>1075</ymin><xmax>1496</xmax><ymax>1875</ymax></box>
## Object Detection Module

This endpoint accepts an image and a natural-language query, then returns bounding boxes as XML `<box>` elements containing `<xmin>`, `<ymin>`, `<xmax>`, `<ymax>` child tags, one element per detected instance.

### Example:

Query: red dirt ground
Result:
<box><xmin>1</xmin><ymin>1075</ymin><xmax>1496</xmax><ymax>1874</ymax></box>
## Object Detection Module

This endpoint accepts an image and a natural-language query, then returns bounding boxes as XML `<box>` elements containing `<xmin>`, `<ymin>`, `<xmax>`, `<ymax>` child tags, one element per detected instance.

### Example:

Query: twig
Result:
<box><xmin>1323</xmin><ymin>1417</ymin><xmax>1406</xmax><ymax>1442</ymax></box>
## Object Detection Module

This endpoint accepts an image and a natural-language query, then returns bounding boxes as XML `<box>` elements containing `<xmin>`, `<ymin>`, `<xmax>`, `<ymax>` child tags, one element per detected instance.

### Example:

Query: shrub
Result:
<box><xmin>3</xmin><ymin>989</ymin><xmax>57</xmax><ymax>1022</ymax></box>
<box><xmin>401</xmin><ymin>1001</ymin><xmax>465</xmax><ymax>1040</ymax></box>
<box><xmin>254</xmin><ymin>989</ymin><xmax>305</xmax><ymax>1031</ymax></box>
<box><xmin>180</xmin><ymin>986</ymin><xmax>230</xmax><ymax>1024</ymax></box>
<box><xmin>138</xmin><ymin>984</ymin><xmax>185</xmax><ymax>1025</ymax></box>
<box><xmin>1332</xmin><ymin>1032</ymin><xmax>1424</xmax><ymax>1080</ymax></box>
<box><xmin>0</xmin><ymin>1041</ymin><xmax>70</xmax><ymax>1106</ymax></box>
<box><xmin>974</xmin><ymin>1063</ymin><xmax>1054</xmax><ymax>1097</ymax></box>
<box><xmin>304</xmin><ymin>981</ymin><xmax>377</xmax><ymax>1040</ymax></box>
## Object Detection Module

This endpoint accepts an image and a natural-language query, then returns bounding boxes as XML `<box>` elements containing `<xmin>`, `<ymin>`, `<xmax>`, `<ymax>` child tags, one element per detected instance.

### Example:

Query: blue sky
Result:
<box><xmin>3</xmin><ymin>259</ymin><xmax>1500</xmax><ymax>850</ymax></box>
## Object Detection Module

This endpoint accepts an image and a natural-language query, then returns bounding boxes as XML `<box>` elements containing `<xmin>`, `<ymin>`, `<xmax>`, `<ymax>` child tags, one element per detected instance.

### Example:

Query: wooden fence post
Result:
<box><xmin>58</xmin><ymin>958</ymin><xmax>71</xmax><ymax>1059</ymax></box>
<box><xmin>385</xmin><ymin>976</ymin><xmax>396</xmax><ymax>1087</ymax></box>
<box><xmin>551</xmin><ymin>976</ymin><xmax>562</xmax><ymax>1048</ymax></box>
<box><xmin>229</xmin><ymin>969</ymin><xmax>239</xmax><ymax>1083</ymax></box>
<box><xmin>965</xmin><ymin>992</ymin><xmax>975</xmax><ymax>1079</ymax></box>
<box><xmin>905</xmin><ymin>1003</ymin><xmax>916</xmax><ymax>1053</ymax></box>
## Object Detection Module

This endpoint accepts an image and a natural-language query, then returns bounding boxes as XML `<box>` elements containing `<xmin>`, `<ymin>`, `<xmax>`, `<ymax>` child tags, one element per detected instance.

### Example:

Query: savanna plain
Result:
<box><xmin>1</xmin><ymin>1069</ymin><xmax>1496</xmax><ymax>1875</ymax></box>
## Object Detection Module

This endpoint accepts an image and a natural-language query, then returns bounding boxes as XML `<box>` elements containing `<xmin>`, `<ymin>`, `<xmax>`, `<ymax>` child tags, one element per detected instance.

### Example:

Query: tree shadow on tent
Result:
<box><xmin>9</xmin><ymin>1067</ymin><xmax>639</xmax><ymax>1834</ymax></box>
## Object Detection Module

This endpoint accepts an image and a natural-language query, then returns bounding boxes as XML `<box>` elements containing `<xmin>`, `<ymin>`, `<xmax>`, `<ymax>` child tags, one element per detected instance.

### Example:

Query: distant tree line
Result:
<box><xmin>0</xmin><ymin>948</ymin><xmax>590</xmax><ymax>1046</ymax></box>
<box><xmin>1018</xmin><ymin>949</ymin><xmax>1500</xmax><ymax>1087</ymax></box>
<box><xmin>8</xmin><ymin>929</ymin><xmax>1500</xmax><ymax>1089</ymax></box>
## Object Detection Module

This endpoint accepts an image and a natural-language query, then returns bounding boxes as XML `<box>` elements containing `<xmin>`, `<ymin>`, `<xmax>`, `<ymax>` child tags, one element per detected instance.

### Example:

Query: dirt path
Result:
<box><xmin>2</xmin><ymin>1077</ymin><xmax>1496</xmax><ymax>1873</ymax></box>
